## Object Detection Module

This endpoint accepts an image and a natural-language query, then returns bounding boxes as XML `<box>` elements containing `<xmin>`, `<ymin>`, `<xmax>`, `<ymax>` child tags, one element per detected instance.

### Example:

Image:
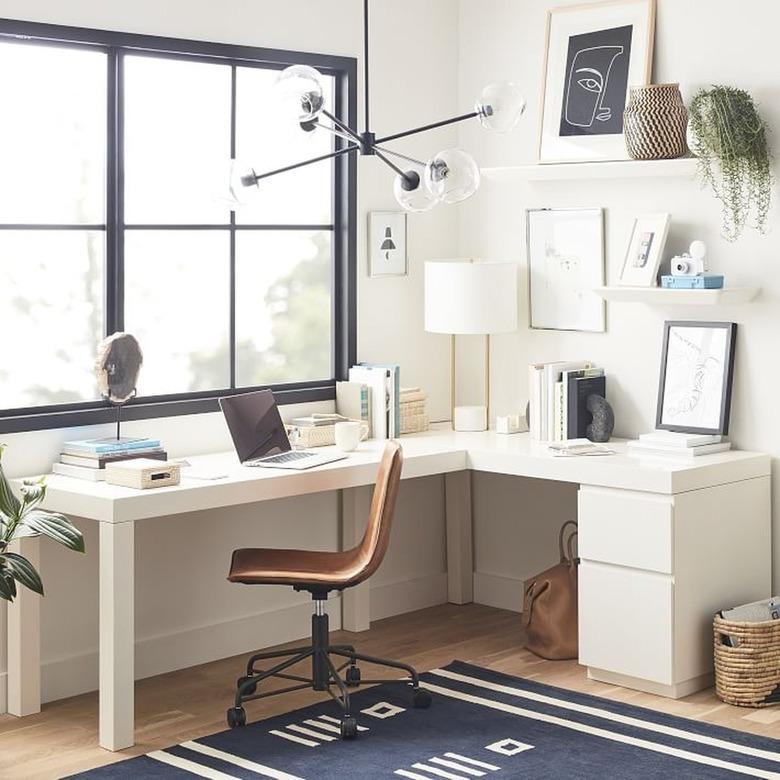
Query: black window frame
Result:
<box><xmin>0</xmin><ymin>19</ymin><xmax>357</xmax><ymax>434</ymax></box>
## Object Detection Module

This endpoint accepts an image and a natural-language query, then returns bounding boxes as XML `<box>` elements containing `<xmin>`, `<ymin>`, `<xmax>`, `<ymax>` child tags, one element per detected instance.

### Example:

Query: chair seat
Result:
<box><xmin>228</xmin><ymin>547</ymin><xmax>366</xmax><ymax>588</ymax></box>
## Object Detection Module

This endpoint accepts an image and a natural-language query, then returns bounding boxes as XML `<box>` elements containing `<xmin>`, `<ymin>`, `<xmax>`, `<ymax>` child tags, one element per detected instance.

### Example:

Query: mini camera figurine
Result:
<box><xmin>671</xmin><ymin>240</ymin><xmax>707</xmax><ymax>276</ymax></box>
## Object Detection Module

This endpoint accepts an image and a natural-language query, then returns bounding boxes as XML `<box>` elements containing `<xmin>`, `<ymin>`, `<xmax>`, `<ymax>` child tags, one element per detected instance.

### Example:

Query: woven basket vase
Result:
<box><xmin>624</xmin><ymin>83</ymin><xmax>689</xmax><ymax>160</ymax></box>
<box><xmin>713</xmin><ymin>614</ymin><xmax>780</xmax><ymax>707</ymax></box>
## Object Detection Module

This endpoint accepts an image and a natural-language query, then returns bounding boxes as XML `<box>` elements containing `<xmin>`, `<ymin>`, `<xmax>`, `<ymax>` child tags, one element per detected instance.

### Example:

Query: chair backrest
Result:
<box><xmin>352</xmin><ymin>440</ymin><xmax>403</xmax><ymax>584</ymax></box>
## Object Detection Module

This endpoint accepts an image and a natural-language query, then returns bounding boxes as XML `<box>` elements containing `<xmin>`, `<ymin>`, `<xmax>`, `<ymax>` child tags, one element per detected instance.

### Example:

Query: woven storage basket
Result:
<box><xmin>287</xmin><ymin>421</ymin><xmax>369</xmax><ymax>449</ymax></box>
<box><xmin>713</xmin><ymin>614</ymin><xmax>780</xmax><ymax>707</ymax></box>
<box><xmin>624</xmin><ymin>83</ymin><xmax>689</xmax><ymax>160</ymax></box>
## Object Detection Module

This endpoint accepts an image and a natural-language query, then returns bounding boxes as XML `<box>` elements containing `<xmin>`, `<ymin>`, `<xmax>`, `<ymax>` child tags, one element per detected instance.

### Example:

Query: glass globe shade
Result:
<box><xmin>273</xmin><ymin>64</ymin><xmax>325</xmax><ymax>123</ymax></box>
<box><xmin>227</xmin><ymin>159</ymin><xmax>261</xmax><ymax>208</ymax></box>
<box><xmin>476</xmin><ymin>82</ymin><xmax>526</xmax><ymax>133</ymax></box>
<box><xmin>393</xmin><ymin>168</ymin><xmax>439</xmax><ymax>212</ymax></box>
<box><xmin>423</xmin><ymin>149</ymin><xmax>481</xmax><ymax>204</ymax></box>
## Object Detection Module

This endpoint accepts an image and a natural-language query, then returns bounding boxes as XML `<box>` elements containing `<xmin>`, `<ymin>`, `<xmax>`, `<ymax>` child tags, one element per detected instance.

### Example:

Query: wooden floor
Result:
<box><xmin>1</xmin><ymin>603</ymin><xmax>779</xmax><ymax>779</ymax></box>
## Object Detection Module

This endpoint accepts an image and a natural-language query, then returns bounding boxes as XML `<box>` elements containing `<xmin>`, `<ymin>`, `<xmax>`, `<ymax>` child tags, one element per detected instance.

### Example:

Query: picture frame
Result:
<box><xmin>618</xmin><ymin>213</ymin><xmax>671</xmax><ymax>286</ymax></box>
<box><xmin>538</xmin><ymin>0</ymin><xmax>656</xmax><ymax>163</ymax></box>
<box><xmin>526</xmin><ymin>207</ymin><xmax>606</xmax><ymax>332</ymax></box>
<box><xmin>656</xmin><ymin>321</ymin><xmax>737</xmax><ymax>435</ymax></box>
<box><xmin>368</xmin><ymin>211</ymin><xmax>407</xmax><ymax>277</ymax></box>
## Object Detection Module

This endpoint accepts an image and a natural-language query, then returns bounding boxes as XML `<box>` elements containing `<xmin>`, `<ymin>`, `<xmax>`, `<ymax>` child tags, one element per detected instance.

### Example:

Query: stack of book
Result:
<box><xmin>528</xmin><ymin>361</ymin><xmax>606</xmax><ymax>442</ymax></box>
<box><xmin>347</xmin><ymin>363</ymin><xmax>400</xmax><ymax>439</ymax></box>
<box><xmin>627</xmin><ymin>431</ymin><xmax>731</xmax><ymax>460</ymax></box>
<box><xmin>399</xmin><ymin>387</ymin><xmax>429</xmax><ymax>434</ymax></box>
<box><xmin>336</xmin><ymin>381</ymin><xmax>372</xmax><ymax>431</ymax></box>
<box><xmin>53</xmin><ymin>437</ymin><xmax>166</xmax><ymax>481</ymax></box>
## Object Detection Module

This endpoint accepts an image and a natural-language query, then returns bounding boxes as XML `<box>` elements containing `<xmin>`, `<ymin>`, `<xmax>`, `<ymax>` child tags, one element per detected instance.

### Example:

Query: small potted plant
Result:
<box><xmin>0</xmin><ymin>445</ymin><xmax>84</xmax><ymax>601</ymax></box>
<box><xmin>688</xmin><ymin>85</ymin><xmax>772</xmax><ymax>241</ymax></box>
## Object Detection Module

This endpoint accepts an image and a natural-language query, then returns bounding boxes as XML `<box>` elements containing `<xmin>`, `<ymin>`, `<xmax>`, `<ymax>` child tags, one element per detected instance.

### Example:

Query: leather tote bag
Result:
<box><xmin>522</xmin><ymin>520</ymin><xmax>579</xmax><ymax>660</ymax></box>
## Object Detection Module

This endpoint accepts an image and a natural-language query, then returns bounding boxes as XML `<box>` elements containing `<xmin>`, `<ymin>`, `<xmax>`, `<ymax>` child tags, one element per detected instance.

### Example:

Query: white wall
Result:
<box><xmin>457</xmin><ymin>0</ymin><xmax>780</xmax><ymax>596</ymax></box>
<box><xmin>0</xmin><ymin>0</ymin><xmax>459</xmax><ymax>705</ymax></box>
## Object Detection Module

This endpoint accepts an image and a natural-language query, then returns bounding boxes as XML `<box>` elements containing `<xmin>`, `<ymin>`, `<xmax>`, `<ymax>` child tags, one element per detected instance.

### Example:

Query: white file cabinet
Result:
<box><xmin>578</xmin><ymin>477</ymin><xmax>771</xmax><ymax>698</ymax></box>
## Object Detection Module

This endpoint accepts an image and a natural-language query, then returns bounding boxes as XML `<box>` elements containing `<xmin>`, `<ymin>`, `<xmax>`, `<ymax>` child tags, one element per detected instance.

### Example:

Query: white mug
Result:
<box><xmin>334</xmin><ymin>421</ymin><xmax>361</xmax><ymax>452</ymax></box>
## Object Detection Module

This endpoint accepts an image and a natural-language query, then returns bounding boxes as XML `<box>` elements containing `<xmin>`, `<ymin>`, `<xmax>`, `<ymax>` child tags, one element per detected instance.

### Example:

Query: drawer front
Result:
<box><xmin>578</xmin><ymin>487</ymin><xmax>673</xmax><ymax>574</ymax></box>
<box><xmin>579</xmin><ymin>561</ymin><xmax>673</xmax><ymax>685</ymax></box>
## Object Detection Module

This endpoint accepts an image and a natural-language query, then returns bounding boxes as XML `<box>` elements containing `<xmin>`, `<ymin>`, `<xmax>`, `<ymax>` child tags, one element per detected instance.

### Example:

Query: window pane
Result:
<box><xmin>235</xmin><ymin>67</ymin><xmax>334</xmax><ymax>225</ymax></box>
<box><xmin>235</xmin><ymin>231</ymin><xmax>332</xmax><ymax>386</ymax></box>
<box><xmin>124</xmin><ymin>231</ymin><xmax>230</xmax><ymax>395</ymax></box>
<box><xmin>124</xmin><ymin>56</ymin><xmax>231</xmax><ymax>224</ymax></box>
<box><xmin>0</xmin><ymin>43</ymin><xmax>106</xmax><ymax>224</ymax></box>
<box><xmin>0</xmin><ymin>231</ymin><xmax>104</xmax><ymax>408</ymax></box>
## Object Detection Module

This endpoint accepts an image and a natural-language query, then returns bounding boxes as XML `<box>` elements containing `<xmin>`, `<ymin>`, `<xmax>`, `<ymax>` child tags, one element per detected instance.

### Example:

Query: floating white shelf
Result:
<box><xmin>481</xmin><ymin>157</ymin><xmax>698</xmax><ymax>182</ymax></box>
<box><xmin>594</xmin><ymin>286</ymin><xmax>760</xmax><ymax>305</ymax></box>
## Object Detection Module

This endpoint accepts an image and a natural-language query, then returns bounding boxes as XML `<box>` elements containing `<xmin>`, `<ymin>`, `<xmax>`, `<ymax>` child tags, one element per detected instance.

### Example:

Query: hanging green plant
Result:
<box><xmin>688</xmin><ymin>86</ymin><xmax>772</xmax><ymax>241</ymax></box>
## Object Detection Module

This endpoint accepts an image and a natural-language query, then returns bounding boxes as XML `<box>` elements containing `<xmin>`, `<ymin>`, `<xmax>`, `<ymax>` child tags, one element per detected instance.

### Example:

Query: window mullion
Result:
<box><xmin>229</xmin><ymin>64</ymin><xmax>237</xmax><ymax>390</ymax></box>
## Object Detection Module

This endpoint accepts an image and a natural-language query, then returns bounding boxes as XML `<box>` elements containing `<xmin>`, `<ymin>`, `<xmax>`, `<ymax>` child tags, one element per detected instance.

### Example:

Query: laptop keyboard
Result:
<box><xmin>249</xmin><ymin>451</ymin><xmax>314</xmax><ymax>466</ymax></box>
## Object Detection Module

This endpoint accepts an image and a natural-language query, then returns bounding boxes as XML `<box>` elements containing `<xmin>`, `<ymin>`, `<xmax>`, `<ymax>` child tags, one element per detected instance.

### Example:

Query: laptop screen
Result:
<box><xmin>219</xmin><ymin>390</ymin><xmax>291</xmax><ymax>463</ymax></box>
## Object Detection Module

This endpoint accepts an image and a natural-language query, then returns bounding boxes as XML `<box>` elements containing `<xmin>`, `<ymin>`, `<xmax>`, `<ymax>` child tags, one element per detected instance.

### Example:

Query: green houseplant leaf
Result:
<box><xmin>21</xmin><ymin>510</ymin><xmax>85</xmax><ymax>553</ymax></box>
<box><xmin>0</xmin><ymin>445</ymin><xmax>21</xmax><ymax>520</ymax></box>
<box><xmin>2</xmin><ymin>551</ymin><xmax>44</xmax><ymax>595</ymax></box>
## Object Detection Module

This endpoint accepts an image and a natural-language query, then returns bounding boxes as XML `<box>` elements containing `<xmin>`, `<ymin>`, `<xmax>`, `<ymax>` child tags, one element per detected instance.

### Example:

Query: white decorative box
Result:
<box><xmin>104</xmin><ymin>458</ymin><xmax>181</xmax><ymax>489</ymax></box>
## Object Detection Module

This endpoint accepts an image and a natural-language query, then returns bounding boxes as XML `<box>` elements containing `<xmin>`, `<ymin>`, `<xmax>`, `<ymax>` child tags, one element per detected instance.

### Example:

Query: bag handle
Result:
<box><xmin>521</xmin><ymin>579</ymin><xmax>549</xmax><ymax>628</ymax></box>
<box><xmin>558</xmin><ymin>520</ymin><xmax>578</xmax><ymax>562</ymax></box>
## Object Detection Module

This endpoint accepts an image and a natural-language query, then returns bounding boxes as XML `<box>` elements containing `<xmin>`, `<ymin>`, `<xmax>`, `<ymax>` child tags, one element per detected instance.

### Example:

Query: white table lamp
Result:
<box><xmin>425</xmin><ymin>260</ymin><xmax>518</xmax><ymax>431</ymax></box>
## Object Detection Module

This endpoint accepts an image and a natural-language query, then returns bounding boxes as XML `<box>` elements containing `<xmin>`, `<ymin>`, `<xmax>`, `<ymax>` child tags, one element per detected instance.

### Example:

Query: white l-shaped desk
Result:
<box><xmin>8</xmin><ymin>425</ymin><xmax>771</xmax><ymax>751</ymax></box>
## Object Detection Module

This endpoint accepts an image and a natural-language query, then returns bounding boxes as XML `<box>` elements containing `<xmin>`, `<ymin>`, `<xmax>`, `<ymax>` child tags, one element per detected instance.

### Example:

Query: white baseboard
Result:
<box><xmin>473</xmin><ymin>571</ymin><xmax>524</xmax><ymax>613</ymax></box>
<box><xmin>41</xmin><ymin>597</ymin><xmax>342</xmax><ymax>704</ymax></box>
<box><xmin>370</xmin><ymin>573</ymin><xmax>448</xmax><ymax>621</ymax></box>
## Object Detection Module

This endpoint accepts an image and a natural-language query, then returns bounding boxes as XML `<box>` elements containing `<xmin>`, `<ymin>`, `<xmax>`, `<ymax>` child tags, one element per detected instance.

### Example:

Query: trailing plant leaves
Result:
<box><xmin>20</xmin><ymin>479</ymin><xmax>46</xmax><ymax>510</ymax></box>
<box><xmin>2</xmin><ymin>552</ymin><xmax>43</xmax><ymax>595</ymax></box>
<box><xmin>0</xmin><ymin>447</ymin><xmax>21</xmax><ymax>520</ymax></box>
<box><xmin>21</xmin><ymin>510</ymin><xmax>85</xmax><ymax>553</ymax></box>
<box><xmin>689</xmin><ymin>85</ymin><xmax>772</xmax><ymax>241</ymax></box>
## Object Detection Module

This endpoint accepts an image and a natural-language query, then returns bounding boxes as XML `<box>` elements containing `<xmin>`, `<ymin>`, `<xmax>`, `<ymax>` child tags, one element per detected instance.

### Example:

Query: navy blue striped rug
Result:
<box><xmin>70</xmin><ymin>661</ymin><xmax>780</xmax><ymax>779</ymax></box>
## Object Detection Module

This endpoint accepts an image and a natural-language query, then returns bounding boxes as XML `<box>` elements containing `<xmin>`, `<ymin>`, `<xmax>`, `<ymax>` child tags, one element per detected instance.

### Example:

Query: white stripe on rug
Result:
<box><xmin>429</xmin><ymin>756</ymin><xmax>487</xmax><ymax>776</ymax></box>
<box><xmin>268</xmin><ymin>729</ymin><xmax>318</xmax><ymax>747</ymax></box>
<box><xmin>431</xmin><ymin>668</ymin><xmax>780</xmax><ymax>764</ymax></box>
<box><xmin>319</xmin><ymin>714</ymin><xmax>369</xmax><ymax>732</ymax></box>
<box><xmin>411</xmin><ymin>761</ymin><xmax>469</xmax><ymax>779</ymax></box>
<box><xmin>395</xmin><ymin>771</ymin><xmax>435</xmax><ymax>780</ymax></box>
<box><xmin>442</xmin><ymin>753</ymin><xmax>499</xmax><ymax>771</ymax></box>
<box><xmin>181</xmin><ymin>741</ymin><xmax>304</xmax><ymax>780</ymax></box>
<box><xmin>286</xmin><ymin>723</ymin><xmax>338</xmax><ymax>742</ymax></box>
<box><xmin>424</xmin><ymin>682</ymin><xmax>780</xmax><ymax>780</ymax></box>
<box><xmin>148</xmin><ymin>750</ymin><xmax>240</xmax><ymax>779</ymax></box>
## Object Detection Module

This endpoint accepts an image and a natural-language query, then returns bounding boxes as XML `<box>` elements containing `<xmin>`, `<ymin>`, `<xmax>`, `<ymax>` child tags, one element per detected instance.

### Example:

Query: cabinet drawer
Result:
<box><xmin>578</xmin><ymin>487</ymin><xmax>673</xmax><ymax>574</ymax></box>
<box><xmin>579</xmin><ymin>561</ymin><xmax>673</xmax><ymax>685</ymax></box>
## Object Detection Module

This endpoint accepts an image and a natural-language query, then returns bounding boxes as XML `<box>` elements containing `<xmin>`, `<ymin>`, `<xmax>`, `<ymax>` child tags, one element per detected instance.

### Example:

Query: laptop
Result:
<box><xmin>219</xmin><ymin>390</ymin><xmax>347</xmax><ymax>470</ymax></box>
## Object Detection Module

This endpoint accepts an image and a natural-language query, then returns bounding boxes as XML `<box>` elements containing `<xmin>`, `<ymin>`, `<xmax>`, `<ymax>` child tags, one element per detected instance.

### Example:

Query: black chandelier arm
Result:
<box><xmin>363</xmin><ymin>0</ymin><xmax>370</xmax><ymax>133</ymax></box>
<box><xmin>371</xmin><ymin>148</ymin><xmax>414</xmax><ymax>182</ymax></box>
<box><xmin>309</xmin><ymin>120</ymin><xmax>357</xmax><ymax>144</ymax></box>
<box><xmin>374</xmin><ymin>110</ymin><xmax>482</xmax><ymax>145</ymax></box>
<box><xmin>373</xmin><ymin>145</ymin><xmax>425</xmax><ymax>167</ymax></box>
<box><xmin>321</xmin><ymin>109</ymin><xmax>362</xmax><ymax>142</ymax></box>
<box><xmin>246</xmin><ymin>144</ymin><xmax>359</xmax><ymax>185</ymax></box>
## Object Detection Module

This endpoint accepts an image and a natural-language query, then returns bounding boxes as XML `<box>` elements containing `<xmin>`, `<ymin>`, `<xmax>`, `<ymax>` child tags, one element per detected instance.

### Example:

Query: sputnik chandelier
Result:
<box><xmin>231</xmin><ymin>0</ymin><xmax>526</xmax><ymax>212</ymax></box>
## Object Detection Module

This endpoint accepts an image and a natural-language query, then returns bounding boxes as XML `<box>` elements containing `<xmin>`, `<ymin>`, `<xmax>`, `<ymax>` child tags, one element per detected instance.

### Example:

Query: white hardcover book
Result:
<box><xmin>639</xmin><ymin>430</ymin><xmax>723</xmax><ymax>448</ymax></box>
<box><xmin>627</xmin><ymin>441</ymin><xmax>732</xmax><ymax>458</ymax></box>
<box><xmin>53</xmin><ymin>462</ymin><xmax>106</xmax><ymax>481</ymax></box>
<box><xmin>553</xmin><ymin>381</ymin><xmax>564</xmax><ymax>442</ymax></box>
<box><xmin>545</xmin><ymin>361</ymin><xmax>589</xmax><ymax>441</ymax></box>
<box><xmin>528</xmin><ymin>365</ymin><xmax>543</xmax><ymax>440</ymax></box>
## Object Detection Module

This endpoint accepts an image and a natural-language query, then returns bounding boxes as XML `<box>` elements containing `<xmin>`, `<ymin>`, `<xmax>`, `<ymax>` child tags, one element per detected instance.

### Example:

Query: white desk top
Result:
<box><xmin>30</xmin><ymin>425</ymin><xmax>770</xmax><ymax>523</ymax></box>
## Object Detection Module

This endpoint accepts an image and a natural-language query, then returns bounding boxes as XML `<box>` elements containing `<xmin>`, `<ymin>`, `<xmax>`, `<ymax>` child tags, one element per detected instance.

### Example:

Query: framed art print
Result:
<box><xmin>618</xmin><ymin>213</ymin><xmax>670</xmax><ymax>286</ymax></box>
<box><xmin>527</xmin><ymin>207</ymin><xmax>606</xmax><ymax>332</ymax></box>
<box><xmin>656</xmin><ymin>321</ymin><xmax>737</xmax><ymax>435</ymax></box>
<box><xmin>368</xmin><ymin>211</ymin><xmax>407</xmax><ymax>277</ymax></box>
<box><xmin>538</xmin><ymin>0</ymin><xmax>655</xmax><ymax>162</ymax></box>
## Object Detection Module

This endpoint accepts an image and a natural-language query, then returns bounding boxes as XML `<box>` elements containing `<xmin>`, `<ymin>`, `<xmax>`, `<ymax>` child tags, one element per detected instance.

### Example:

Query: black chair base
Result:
<box><xmin>226</xmin><ymin>603</ymin><xmax>432</xmax><ymax>739</ymax></box>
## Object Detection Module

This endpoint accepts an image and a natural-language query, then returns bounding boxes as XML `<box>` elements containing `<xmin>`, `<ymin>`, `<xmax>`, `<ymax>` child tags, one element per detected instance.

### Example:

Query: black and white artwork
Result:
<box><xmin>538</xmin><ymin>0</ymin><xmax>655</xmax><ymax>162</ymax></box>
<box><xmin>368</xmin><ymin>211</ymin><xmax>407</xmax><ymax>277</ymax></box>
<box><xmin>559</xmin><ymin>25</ymin><xmax>633</xmax><ymax>137</ymax></box>
<box><xmin>656</xmin><ymin>322</ymin><xmax>737</xmax><ymax>435</ymax></box>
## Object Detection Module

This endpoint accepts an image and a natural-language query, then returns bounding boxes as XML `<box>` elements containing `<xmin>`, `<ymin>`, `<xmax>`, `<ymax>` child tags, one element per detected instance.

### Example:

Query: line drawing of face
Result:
<box><xmin>564</xmin><ymin>45</ymin><xmax>625</xmax><ymax>128</ymax></box>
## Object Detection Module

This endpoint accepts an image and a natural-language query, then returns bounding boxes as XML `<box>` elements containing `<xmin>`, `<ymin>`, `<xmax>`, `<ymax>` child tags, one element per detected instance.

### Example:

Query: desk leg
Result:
<box><xmin>99</xmin><ymin>521</ymin><xmax>134</xmax><ymax>751</ymax></box>
<box><xmin>445</xmin><ymin>471</ymin><xmax>473</xmax><ymax>605</ymax></box>
<box><xmin>340</xmin><ymin>486</ymin><xmax>372</xmax><ymax>632</ymax></box>
<box><xmin>7</xmin><ymin>536</ymin><xmax>41</xmax><ymax>716</ymax></box>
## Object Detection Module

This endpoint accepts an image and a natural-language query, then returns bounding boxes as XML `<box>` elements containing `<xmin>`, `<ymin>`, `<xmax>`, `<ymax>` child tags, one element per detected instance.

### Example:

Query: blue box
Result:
<box><xmin>660</xmin><ymin>274</ymin><xmax>724</xmax><ymax>289</ymax></box>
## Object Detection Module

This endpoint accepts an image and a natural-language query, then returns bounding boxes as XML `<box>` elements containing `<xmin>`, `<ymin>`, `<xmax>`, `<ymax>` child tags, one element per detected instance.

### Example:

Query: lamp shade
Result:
<box><xmin>425</xmin><ymin>260</ymin><xmax>518</xmax><ymax>335</ymax></box>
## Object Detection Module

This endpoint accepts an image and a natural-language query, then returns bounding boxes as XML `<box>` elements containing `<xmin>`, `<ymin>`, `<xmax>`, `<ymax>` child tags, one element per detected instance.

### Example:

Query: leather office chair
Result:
<box><xmin>226</xmin><ymin>440</ymin><xmax>431</xmax><ymax>739</ymax></box>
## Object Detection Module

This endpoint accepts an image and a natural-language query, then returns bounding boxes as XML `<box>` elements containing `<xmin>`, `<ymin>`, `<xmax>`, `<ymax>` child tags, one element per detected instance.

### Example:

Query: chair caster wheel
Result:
<box><xmin>237</xmin><ymin>675</ymin><xmax>257</xmax><ymax>695</ymax></box>
<box><xmin>227</xmin><ymin>706</ymin><xmax>246</xmax><ymax>728</ymax></box>
<box><xmin>340</xmin><ymin>715</ymin><xmax>358</xmax><ymax>739</ymax></box>
<box><xmin>346</xmin><ymin>666</ymin><xmax>361</xmax><ymax>687</ymax></box>
<box><xmin>413</xmin><ymin>688</ymin><xmax>432</xmax><ymax>709</ymax></box>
